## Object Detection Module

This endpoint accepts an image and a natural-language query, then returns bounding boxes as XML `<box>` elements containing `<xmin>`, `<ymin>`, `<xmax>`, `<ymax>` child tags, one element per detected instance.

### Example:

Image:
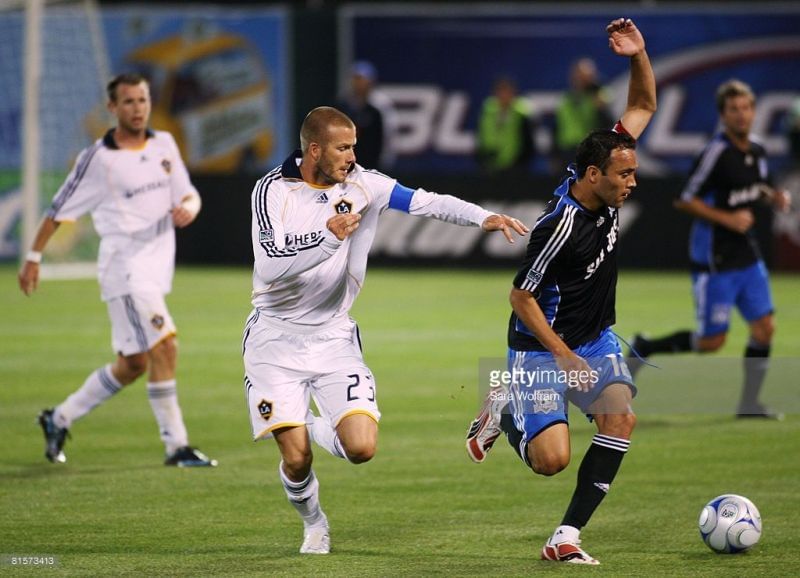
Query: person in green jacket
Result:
<box><xmin>552</xmin><ymin>58</ymin><xmax>613</xmax><ymax>174</ymax></box>
<box><xmin>476</xmin><ymin>76</ymin><xmax>535</xmax><ymax>175</ymax></box>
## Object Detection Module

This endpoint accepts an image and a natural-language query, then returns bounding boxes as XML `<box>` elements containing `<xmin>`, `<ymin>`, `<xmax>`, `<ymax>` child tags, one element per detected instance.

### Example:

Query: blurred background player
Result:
<box><xmin>475</xmin><ymin>75</ymin><xmax>535</xmax><ymax>176</ymax></box>
<box><xmin>243</xmin><ymin>105</ymin><xmax>528</xmax><ymax>554</ymax></box>
<box><xmin>465</xmin><ymin>18</ymin><xmax>655</xmax><ymax>565</ymax></box>
<box><xmin>336</xmin><ymin>60</ymin><xmax>396</xmax><ymax>171</ymax></box>
<box><xmin>627</xmin><ymin>79</ymin><xmax>791</xmax><ymax>419</ymax></box>
<box><xmin>551</xmin><ymin>57</ymin><xmax>613</xmax><ymax>175</ymax></box>
<box><xmin>18</xmin><ymin>73</ymin><xmax>217</xmax><ymax>467</ymax></box>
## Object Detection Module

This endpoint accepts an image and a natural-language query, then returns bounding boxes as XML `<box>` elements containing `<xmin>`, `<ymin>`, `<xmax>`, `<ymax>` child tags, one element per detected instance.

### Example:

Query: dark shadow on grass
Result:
<box><xmin>0</xmin><ymin>461</ymin><xmax>163</xmax><ymax>480</ymax></box>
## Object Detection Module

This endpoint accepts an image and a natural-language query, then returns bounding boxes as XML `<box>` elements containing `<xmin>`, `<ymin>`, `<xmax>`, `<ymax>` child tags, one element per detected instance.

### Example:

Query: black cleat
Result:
<box><xmin>164</xmin><ymin>446</ymin><xmax>218</xmax><ymax>467</ymax></box>
<box><xmin>736</xmin><ymin>403</ymin><xmax>784</xmax><ymax>421</ymax></box>
<box><xmin>37</xmin><ymin>408</ymin><xmax>69</xmax><ymax>464</ymax></box>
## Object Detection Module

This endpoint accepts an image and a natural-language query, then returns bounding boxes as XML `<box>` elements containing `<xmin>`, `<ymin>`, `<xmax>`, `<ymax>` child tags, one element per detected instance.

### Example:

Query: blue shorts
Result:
<box><xmin>692</xmin><ymin>260</ymin><xmax>774</xmax><ymax>338</ymax></box>
<box><xmin>506</xmin><ymin>327</ymin><xmax>636</xmax><ymax>443</ymax></box>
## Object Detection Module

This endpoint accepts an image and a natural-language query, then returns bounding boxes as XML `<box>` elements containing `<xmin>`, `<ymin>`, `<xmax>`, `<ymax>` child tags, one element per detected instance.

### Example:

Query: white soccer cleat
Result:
<box><xmin>300</xmin><ymin>524</ymin><xmax>330</xmax><ymax>555</ymax></box>
<box><xmin>541</xmin><ymin>539</ymin><xmax>599</xmax><ymax>565</ymax></box>
<box><xmin>465</xmin><ymin>389</ymin><xmax>505</xmax><ymax>463</ymax></box>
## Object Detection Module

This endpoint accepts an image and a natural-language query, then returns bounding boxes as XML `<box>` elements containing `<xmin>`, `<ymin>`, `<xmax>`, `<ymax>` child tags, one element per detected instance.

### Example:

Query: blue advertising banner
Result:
<box><xmin>341</xmin><ymin>4</ymin><xmax>800</xmax><ymax>176</ymax></box>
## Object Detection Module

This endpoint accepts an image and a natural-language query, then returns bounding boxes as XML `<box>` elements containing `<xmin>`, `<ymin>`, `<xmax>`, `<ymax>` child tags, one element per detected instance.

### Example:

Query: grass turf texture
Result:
<box><xmin>1</xmin><ymin>265</ymin><xmax>798</xmax><ymax>576</ymax></box>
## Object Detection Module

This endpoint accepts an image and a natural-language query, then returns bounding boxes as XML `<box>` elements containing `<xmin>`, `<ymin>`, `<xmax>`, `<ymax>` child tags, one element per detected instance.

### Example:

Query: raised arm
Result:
<box><xmin>608</xmin><ymin>18</ymin><xmax>656</xmax><ymax>139</ymax></box>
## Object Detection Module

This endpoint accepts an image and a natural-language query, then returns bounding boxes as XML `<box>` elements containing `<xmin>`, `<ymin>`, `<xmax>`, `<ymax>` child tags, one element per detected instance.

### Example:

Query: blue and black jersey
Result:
<box><xmin>679</xmin><ymin>133</ymin><xmax>771</xmax><ymax>272</ymax></box>
<box><xmin>508</xmin><ymin>168</ymin><xmax>620</xmax><ymax>351</ymax></box>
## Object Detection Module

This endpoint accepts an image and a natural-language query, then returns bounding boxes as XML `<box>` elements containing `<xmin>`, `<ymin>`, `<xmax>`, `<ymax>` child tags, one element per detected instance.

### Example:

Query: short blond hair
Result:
<box><xmin>716</xmin><ymin>79</ymin><xmax>755</xmax><ymax>113</ymax></box>
<box><xmin>300</xmin><ymin>106</ymin><xmax>355</xmax><ymax>153</ymax></box>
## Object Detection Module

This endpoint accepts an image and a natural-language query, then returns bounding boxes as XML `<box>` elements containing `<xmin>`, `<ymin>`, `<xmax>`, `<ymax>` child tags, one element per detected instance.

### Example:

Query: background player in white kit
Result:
<box><xmin>18</xmin><ymin>73</ymin><xmax>216</xmax><ymax>468</ymax></box>
<box><xmin>243</xmin><ymin>106</ymin><xmax>528</xmax><ymax>553</ymax></box>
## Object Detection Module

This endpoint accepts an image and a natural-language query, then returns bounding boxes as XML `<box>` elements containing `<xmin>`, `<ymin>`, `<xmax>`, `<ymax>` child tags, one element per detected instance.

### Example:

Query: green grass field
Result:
<box><xmin>1</xmin><ymin>265</ymin><xmax>798</xmax><ymax>576</ymax></box>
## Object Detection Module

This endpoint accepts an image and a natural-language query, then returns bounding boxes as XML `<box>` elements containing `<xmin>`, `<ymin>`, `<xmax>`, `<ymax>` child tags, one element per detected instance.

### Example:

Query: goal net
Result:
<box><xmin>0</xmin><ymin>0</ymin><xmax>109</xmax><ymax>277</ymax></box>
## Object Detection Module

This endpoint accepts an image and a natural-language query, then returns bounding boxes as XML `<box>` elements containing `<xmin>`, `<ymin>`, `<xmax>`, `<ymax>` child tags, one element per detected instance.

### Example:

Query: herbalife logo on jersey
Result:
<box><xmin>285</xmin><ymin>230</ymin><xmax>324</xmax><ymax>247</ymax></box>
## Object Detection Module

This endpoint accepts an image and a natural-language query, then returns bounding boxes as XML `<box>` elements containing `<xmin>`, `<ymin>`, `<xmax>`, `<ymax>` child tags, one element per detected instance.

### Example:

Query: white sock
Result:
<box><xmin>308</xmin><ymin>415</ymin><xmax>347</xmax><ymax>460</ymax></box>
<box><xmin>147</xmin><ymin>379</ymin><xmax>189</xmax><ymax>454</ymax></box>
<box><xmin>550</xmin><ymin>525</ymin><xmax>580</xmax><ymax>545</ymax></box>
<box><xmin>278</xmin><ymin>462</ymin><xmax>327</xmax><ymax>529</ymax></box>
<box><xmin>54</xmin><ymin>364</ymin><xmax>122</xmax><ymax>428</ymax></box>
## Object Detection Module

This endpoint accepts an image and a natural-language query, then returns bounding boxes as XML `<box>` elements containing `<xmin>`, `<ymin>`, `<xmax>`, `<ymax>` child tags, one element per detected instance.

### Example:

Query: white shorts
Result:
<box><xmin>242</xmin><ymin>310</ymin><xmax>381</xmax><ymax>440</ymax></box>
<box><xmin>106</xmin><ymin>294</ymin><xmax>176</xmax><ymax>356</ymax></box>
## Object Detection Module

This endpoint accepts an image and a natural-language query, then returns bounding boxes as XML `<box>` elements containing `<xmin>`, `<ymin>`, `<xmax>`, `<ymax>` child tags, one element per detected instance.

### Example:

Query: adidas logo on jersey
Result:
<box><xmin>316</xmin><ymin>192</ymin><xmax>329</xmax><ymax>204</ymax></box>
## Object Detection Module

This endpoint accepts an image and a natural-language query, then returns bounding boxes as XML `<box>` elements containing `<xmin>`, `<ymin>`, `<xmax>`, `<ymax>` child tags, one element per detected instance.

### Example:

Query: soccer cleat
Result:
<box><xmin>164</xmin><ymin>446</ymin><xmax>218</xmax><ymax>467</ymax></box>
<box><xmin>736</xmin><ymin>403</ymin><xmax>784</xmax><ymax>421</ymax></box>
<box><xmin>300</xmin><ymin>524</ymin><xmax>330</xmax><ymax>554</ymax></box>
<box><xmin>541</xmin><ymin>540</ymin><xmax>600</xmax><ymax>565</ymax></box>
<box><xmin>37</xmin><ymin>408</ymin><xmax>69</xmax><ymax>464</ymax></box>
<box><xmin>465</xmin><ymin>389</ymin><xmax>505</xmax><ymax>463</ymax></box>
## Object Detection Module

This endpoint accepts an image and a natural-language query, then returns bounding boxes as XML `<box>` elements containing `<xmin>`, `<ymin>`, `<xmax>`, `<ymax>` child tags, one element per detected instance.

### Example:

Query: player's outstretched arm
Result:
<box><xmin>481</xmin><ymin>214</ymin><xmax>529</xmax><ymax>243</ymax></box>
<box><xmin>608</xmin><ymin>18</ymin><xmax>656</xmax><ymax>140</ymax></box>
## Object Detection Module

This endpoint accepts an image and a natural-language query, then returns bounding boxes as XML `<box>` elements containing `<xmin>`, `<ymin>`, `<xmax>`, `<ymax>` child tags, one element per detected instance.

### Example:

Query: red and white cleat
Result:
<box><xmin>465</xmin><ymin>389</ymin><xmax>505</xmax><ymax>463</ymax></box>
<box><xmin>541</xmin><ymin>540</ymin><xmax>600</xmax><ymax>565</ymax></box>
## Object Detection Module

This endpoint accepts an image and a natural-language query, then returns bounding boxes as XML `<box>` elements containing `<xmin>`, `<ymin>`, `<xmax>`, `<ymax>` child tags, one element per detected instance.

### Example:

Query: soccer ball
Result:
<box><xmin>698</xmin><ymin>494</ymin><xmax>762</xmax><ymax>553</ymax></box>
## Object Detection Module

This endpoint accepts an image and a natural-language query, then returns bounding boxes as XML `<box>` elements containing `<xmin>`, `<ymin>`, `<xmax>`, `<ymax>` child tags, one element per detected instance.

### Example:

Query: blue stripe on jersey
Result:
<box><xmin>538</xmin><ymin>284</ymin><xmax>562</xmax><ymax>325</ymax></box>
<box><xmin>47</xmin><ymin>141</ymin><xmax>103</xmax><ymax>218</ymax></box>
<box><xmin>388</xmin><ymin>183</ymin><xmax>415</xmax><ymax>212</ymax></box>
<box><xmin>689</xmin><ymin>191</ymin><xmax>715</xmax><ymax>267</ymax></box>
<box><xmin>515</xmin><ymin>283</ymin><xmax>561</xmax><ymax>336</ymax></box>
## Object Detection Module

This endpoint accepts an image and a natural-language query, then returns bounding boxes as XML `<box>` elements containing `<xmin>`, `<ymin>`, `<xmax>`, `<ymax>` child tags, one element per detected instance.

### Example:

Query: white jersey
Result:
<box><xmin>47</xmin><ymin>129</ymin><xmax>199</xmax><ymax>301</ymax></box>
<box><xmin>250</xmin><ymin>151</ymin><xmax>493</xmax><ymax>326</ymax></box>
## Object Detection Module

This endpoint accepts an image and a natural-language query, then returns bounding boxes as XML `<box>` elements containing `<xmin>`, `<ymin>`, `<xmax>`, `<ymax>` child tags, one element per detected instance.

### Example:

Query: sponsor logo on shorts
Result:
<box><xmin>532</xmin><ymin>388</ymin><xmax>560</xmax><ymax>414</ymax></box>
<box><xmin>335</xmin><ymin>199</ymin><xmax>353</xmax><ymax>214</ymax></box>
<box><xmin>711</xmin><ymin>304</ymin><xmax>731</xmax><ymax>326</ymax></box>
<box><xmin>258</xmin><ymin>399</ymin><xmax>273</xmax><ymax>421</ymax></box>
<box><xmin>151</xmin><ymin>314</ymin><xmax>165</xmax><ymax>330</ymax></box>
<box><xmin>259</xmin><ymin>228</ymin><xmax>274</xmax><ymax>243</ymax></box>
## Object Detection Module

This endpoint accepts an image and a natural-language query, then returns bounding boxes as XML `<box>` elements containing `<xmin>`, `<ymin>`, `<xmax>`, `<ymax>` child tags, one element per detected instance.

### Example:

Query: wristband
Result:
<box><xmin>181</xmin><ymin>192</ymin><xmax>202</xmax><ymax>218</ymax></box>
<box><xmin>26</xmin><ymin>250</ymin><xmax>43</xmax><ymax>264</ymax></box>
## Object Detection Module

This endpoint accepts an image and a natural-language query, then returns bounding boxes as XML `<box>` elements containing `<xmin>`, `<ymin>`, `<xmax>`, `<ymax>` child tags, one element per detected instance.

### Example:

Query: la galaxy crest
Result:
<box><xmin>258</xmin><ymin>399</ymin><xmax>273</xmax><ymax>421</ymax></box>
<box><xmin>334</xmin><ymin>198</ymin><xmax>353</xmax><ymax>214</ymax></box>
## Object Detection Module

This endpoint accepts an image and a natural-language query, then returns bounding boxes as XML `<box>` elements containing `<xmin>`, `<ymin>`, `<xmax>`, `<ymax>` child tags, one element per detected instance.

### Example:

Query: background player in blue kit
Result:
<box><xmin>627</xmin><ymin>79</ymin><xmax>791</xmax><ymax>419</ymax></box>
<box><xmin>465</xmin><ymin>18</ymin><xmax>656</xmax><ymax>565</ymax></box>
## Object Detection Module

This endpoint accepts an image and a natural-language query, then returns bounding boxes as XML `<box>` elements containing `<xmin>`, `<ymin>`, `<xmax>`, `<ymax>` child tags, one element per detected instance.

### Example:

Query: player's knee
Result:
<box><xmin>282</xmin><ymin>447</ymin><xmax>313</xmax><ymax>475</ymax></box>
<box><xmin>119</xmin><ymin>353</ymin><xmax>148</xmax><ymax>381</ymax></box>
<box><xmin>597</xmin><ymin>411</ymin><xmax>636</xmax><ymax>439</ymax></box>
<box><xmin>343</xmin><ymin>440</ymin><xmax>376</xmax><ymax>464</ymax></box>
<box><xmin>150</xmin><ymin>336</ymin><xmax>177</xmax><ymax>366</ymax></box>
<box><xmin>529</xmin><ymin>448</ymin><xmax>569</xmax><ymax>476</ymax></box>
<box><xmin>697</xmin><ymin>334</ymin><xmax>725</xmax><ymax>352</ymax></box>
<box><xmin>750</xmin><ymin>318</ymin><xmax>774</xmax><ymax>345</ymax></box>
<box><xmin>532</xmin><ymin>457</ymin><xmax>568</xmax><ymax>477</ymax></box>
<box><xmin>613</xmin><ymin>413</ymin><xmax>637</xmax><ymax>438</ymax></box>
